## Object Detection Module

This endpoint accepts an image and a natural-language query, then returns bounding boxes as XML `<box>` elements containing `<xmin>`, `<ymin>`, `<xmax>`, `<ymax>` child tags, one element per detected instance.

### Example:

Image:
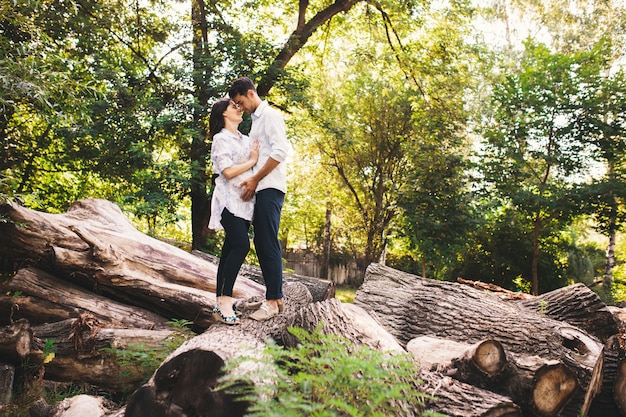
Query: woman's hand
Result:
<box><xmin>250</xmin><ymin>139</ymin><xmax>260</xmax><ymax>163</ymax></box>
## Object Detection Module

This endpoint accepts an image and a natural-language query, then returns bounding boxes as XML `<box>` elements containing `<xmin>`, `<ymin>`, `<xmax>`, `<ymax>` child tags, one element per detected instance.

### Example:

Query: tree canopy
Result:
<box><xmin>3</xmin><ymin>0</ymin><xmax>626</xmax><ymax>299</ymax></box>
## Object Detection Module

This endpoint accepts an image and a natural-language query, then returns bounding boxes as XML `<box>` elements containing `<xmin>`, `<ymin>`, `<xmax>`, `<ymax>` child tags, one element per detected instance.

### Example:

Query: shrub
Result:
<box><xmin>222</xmin><ymin>326</ymin><xmax>445</xmax><ymax>417</ymax></box>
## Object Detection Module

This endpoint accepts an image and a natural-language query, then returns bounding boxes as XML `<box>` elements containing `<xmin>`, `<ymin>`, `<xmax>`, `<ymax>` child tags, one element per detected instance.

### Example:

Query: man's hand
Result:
<box><xmin>240</xmin><ymin>177</ymin><xmax>259</xmax><ymax>201</ymax></box>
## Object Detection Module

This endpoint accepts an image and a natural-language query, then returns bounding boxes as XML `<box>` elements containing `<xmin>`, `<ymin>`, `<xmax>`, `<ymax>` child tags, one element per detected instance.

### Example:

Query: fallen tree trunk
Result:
<box><xmin>420</xmin><ymin>371</ymin><xmax>522</xmax><ymax>417</ymax></box>
<box><xmin>0</xmin><ymin>199</ymin><xmax>266</xmax><ymax>326</ymax></box>
<box><xmin>124</xmin><ymin>287</ymin><xmax>522</xmax><ymax>417</ymax></box>
<box><xmin>354</xmin><ymin>263</ymin><xmax>605</xmax><ymax>417</ymax></box>
<box><xmin>1</xmin><ymin>267</ymin><xmax>169</xmax><ymax>329</ymax></box>
<box><xmin>518</xmin><ymin>283</ymin><xmax>619</xmax><ymax>343</ymax></box>
<box><xmin>30</xmin><ymin>315</ymin><xmax>176</xmax><ymax>389</ymax></box>
<box><xmin>407</xmin><ymin>336</ymin><xmax>579</xmax><ymax>416</ymax></box>
<box><xmin>407</xmin><ymin>336</ymin><xmax>508</xmax><ymax>378</ymax></box>
<box><xmin>0</xmin><ymin>318</ymin><xmax>33</xmax><ymax>363</ymax></box>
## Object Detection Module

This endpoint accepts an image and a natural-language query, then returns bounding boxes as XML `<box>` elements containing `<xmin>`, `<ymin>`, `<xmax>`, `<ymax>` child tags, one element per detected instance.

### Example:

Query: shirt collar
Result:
<box><xmin>251</xmin><ymin>100</ymin><xmax>268</xmax><ymax>120</ymax></box>
<box><xmin>221</xmin><ymin>128</ymin><xmax>242</xmax><ymax>139</ymax></box>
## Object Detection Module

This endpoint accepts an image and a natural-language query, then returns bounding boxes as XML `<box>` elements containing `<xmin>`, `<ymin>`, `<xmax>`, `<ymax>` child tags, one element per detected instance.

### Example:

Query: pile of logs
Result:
<box><xmin>1</xmin><ymin>198</ymin><xmax>625</xmax><ymax>417</ymax></box>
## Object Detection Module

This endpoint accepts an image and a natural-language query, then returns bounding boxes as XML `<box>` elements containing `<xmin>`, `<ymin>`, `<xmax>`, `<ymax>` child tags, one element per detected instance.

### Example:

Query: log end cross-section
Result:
<box><xmin>531</xmin><ymin>362</ymin><xmax>578</xmax><ymax>416</ymax></box>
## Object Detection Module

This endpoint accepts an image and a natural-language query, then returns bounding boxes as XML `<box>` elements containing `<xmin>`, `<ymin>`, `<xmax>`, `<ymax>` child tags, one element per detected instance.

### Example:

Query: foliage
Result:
<box><xmin>3</xmin><ymin>0</ymin><xmax>626</xmax><ymax>294</ymax></box>
<box><xmin>1</xmin><ymin>0</ymin><xmax>193</xmax><ymax>221</ymax></box>
<box><xmin>99</xmin><ymin>319</ymin><xmax>194</xmax><ymax>386</ymax></box>
<box><xmin>222</xmin><ymin>326</ymin><xmax>443</xmax><ymax>417</ymax></box>
<box><xmin>451</xmin><ymin>206</ymin><xmax>569</xmax><ymax>292</ymax></box>
<box><xmin>478</xmin><ymin>40</ymin><xmax>614</xmax><ymax>294</ymax></box>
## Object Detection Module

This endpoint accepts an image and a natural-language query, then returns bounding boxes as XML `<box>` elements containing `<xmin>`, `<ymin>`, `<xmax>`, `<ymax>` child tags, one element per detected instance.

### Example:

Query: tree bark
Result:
<box><xmin>0</xmin><ymin>318</ymin><xmax>33</xmax><ymax>363</ymax></box>
<box><xmin>1</xmin><ymin>267</ymin><xmax>169</xmax><ymax>329</ymax></box>
<box><xmin>354</xmin><ymin>263</ymin><xmax>605</xmax><ymax>417</ymax></box>
<box><xmin>588</xmin><ymin>335</ymin><xmax>624</xmax><ymax>417</ymax></box>
<box><xmin>420</xmin><ymin>371</ymin><xmax>522</xmax><ymax>417</ymax></box>
<box><xmin>518</xmin><ymin>282</ymin><xmax>619</xmax><ymax>343</ymax></box>
<box><xmin>615</xmin><ymin>358</ymin><xmax>626</xmax><ymax>416</ymax></box>
<box><xmin>26</xmin><ymin>316</ymin><xmax>176</xmax><ymax>389</ymax></box>
<box><xmin>0</xmin><ymin>199</ymin><xmax>265</xmax><ymax>326</ymax></box>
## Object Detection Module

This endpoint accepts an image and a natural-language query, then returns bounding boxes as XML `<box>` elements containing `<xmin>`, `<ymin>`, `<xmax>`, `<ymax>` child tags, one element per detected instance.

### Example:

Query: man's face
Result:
<box><xmin>231</xmin><ymin>90</ymin><xmax>255</xmax><ymax>114</ymax></box>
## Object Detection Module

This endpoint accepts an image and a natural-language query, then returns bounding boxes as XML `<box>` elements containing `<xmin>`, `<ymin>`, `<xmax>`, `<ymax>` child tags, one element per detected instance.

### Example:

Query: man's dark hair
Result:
<box><xmin>228</xmin><ymin>76</ymin><xmax>256</xmax><ymax>98</ymax></box>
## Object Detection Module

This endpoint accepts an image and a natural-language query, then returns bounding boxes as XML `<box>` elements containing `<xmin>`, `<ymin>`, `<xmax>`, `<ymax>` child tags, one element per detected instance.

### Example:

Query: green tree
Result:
<box><xmin>186</xmin><ymin>0</ymin><xmax>383</xmax><ymax>250</ymax></box>
<box><xmin>480</xmin><ymin>40</ymin><xmax>602</xmax><ymax>294</ymax></box>
<box><xmin>1</xmin><ymin>0</ymin><xmax>194</xmax><ymax>226</ymax></box>
<box><xmin>394</xmin><ymin>3</ymin><xmax>480</xmax><ymax>280</ymax></box>
<box><xmin>576</xmin><ymin>62</ymin><xmax>626</xmax><ymax>300</ymax></box>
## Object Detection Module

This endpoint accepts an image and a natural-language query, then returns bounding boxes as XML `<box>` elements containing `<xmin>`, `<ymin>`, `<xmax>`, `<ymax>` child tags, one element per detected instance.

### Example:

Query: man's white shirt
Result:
<box><xmin>249</xmin><ymin>100</ymin><xmax>292</xmax><ymax>193</ymax></box>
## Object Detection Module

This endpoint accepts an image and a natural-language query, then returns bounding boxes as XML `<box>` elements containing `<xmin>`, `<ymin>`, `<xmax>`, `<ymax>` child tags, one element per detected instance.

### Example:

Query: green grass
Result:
<box><xmin>335</xmin><ymin>285</ymin><xmax>357</xmax><ymax>303</ymax></box>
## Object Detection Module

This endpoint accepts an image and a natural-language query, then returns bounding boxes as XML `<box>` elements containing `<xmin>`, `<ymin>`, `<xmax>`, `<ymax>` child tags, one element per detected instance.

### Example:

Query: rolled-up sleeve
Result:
<box><xmin>266</xmin><ymin>111</ymin><xmax>290</xmax><ymax>163</ymax></box>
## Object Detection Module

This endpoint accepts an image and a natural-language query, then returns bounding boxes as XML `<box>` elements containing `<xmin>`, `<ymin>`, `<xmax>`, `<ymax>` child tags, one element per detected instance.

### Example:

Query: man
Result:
<box><xmin>228</xmin><ymin>76</ymin><xmax>291</xmax><ymax>321</ymax></box>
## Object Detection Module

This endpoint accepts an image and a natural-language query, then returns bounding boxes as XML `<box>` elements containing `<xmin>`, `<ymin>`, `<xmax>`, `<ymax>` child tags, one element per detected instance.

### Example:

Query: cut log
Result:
<box><xmin>0</xmin><ymin>199</ymin><xmax>265</xmax><ymax>325</ymax></box>
<box><xmin>407</xmin><ymin>335</ymin><xmax>580</xmax><ymax>415</ymax></box>
<box><xmin>193</xmin><ymin>250</ymin><xmax>336</xmax><ymax>302</ymax></box>
<box><xmin>0</xmin><ymin>318</ymin><xmax>33</xmax><ymax>363</ymax></box>
<box><xmin>354</xmin><ymin>263</ymin><xmax>605</xmax><ymax>417</ymax></box>
<box><xmin>32</xmin><ymin>315</ymin><xmax>174</xmax><ymax>356</ymax></box>
<box><xmin>407</xmin><ymin>336</ymin><xmax>507</xmax><ymax>378</ymax></box>
<box><xmin>125</xmin><ymin>288</ymin><xmax>523</xmax><ymax>417</ymax></box>
<box><xmin>420</xmin><ymin>371</ymin><xmax>522</xmax><ymax>417</ymax></box>
<box><xmin>1</xmin><ymin>267</ymin><xmax>169</xmax><ymax>329</ymax></box>
<box><xmin>124</xmin><ymin>282</ymin><xmax>314</xmax><ymax>417</ymax></box>
<box><xmin>519</xmin><ymin>282</ymin><xmax>619</xmax><ymax>343</ymax></box>
<box><xmin>531</xmin><ymin>362</ymin><xmax>578</xmax><ymax>416</ymax></box>
<box><xmin>29</xmin><ymin>316</ymin><xmax>175</xmax><ymax>389</ymax></box>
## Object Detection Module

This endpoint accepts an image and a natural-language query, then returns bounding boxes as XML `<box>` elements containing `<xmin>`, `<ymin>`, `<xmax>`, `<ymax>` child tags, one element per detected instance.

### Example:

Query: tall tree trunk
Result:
<box><xmin>190</xmin><ymin>0</ymin><xmax>212</xmax><ymax>250</ymax></box>
<box><xmin>605</xmin><ymin>228</ymin><xmax>616</xmax><ymax>300</ymax></box>
<box><xmin>531</xmin><ymin>212</ymin><xmax>541</xmax><ymax>295</ymax></box>
<box><xmin>603</xmin><ymin>160</ymin><xmax>617</xmax><ymax>302</ymax></box>
<box><xmin>321</xmin><ymin>201</ymin><xmax>332</xmax><ymax>280</ymax></box>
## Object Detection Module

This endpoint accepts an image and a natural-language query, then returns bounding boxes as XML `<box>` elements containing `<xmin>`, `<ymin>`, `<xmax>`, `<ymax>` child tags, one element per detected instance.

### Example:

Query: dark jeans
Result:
<box><xmin>253</xmin><ymin>188</ymin><xmax>285</xmax><ymax>300</ymax></box>
<box><xmin>216</xmin><ymin>208</ymin><xmax>250</xmax><ymax>297</ymax></box>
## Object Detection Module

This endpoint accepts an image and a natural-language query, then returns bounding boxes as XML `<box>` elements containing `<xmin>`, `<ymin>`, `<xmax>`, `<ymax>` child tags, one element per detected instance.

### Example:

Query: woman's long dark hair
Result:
<box><xmin>208</xmin><ymin>98</ymin><xmax>231</xmax><ymax>139</ymax></box>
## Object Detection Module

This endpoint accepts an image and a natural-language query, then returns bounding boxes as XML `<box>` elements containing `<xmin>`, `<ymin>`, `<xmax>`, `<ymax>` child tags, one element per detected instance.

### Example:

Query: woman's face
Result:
<box><xmin>223</xmin><ymin>100</ymin><xmax>243</xmax><ymax>124</ymax></box>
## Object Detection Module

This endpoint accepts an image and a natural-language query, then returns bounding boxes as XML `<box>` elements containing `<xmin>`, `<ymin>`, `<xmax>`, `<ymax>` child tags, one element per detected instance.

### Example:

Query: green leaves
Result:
<box><xmin>223</xmin><ymin>326</ymin><xmax>439</xmax><ymax>417</ymax></box>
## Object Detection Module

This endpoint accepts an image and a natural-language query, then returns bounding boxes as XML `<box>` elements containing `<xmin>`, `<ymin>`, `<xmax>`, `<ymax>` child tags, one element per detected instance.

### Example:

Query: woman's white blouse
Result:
<box><xmin>209</xmin><ymin>129</ymin><xmax>255</xmax><ymax>231</ymax></box>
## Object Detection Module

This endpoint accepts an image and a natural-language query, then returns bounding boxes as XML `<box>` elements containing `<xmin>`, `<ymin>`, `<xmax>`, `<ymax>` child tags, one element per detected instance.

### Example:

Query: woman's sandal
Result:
<box><xmin>213</xmin><ymin>305</ymin><xmax>240</xmax><ymax>325</ymax></box>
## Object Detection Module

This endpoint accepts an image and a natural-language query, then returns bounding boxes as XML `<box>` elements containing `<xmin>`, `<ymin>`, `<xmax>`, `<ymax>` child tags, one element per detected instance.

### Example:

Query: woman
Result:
<box><xmin>208</xmin><ymin>97</ymin><xmax>259</xmax><ymax>325</ymax></box>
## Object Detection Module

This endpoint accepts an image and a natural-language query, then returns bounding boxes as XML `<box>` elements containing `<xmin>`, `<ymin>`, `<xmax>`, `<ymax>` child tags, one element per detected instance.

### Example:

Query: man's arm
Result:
<box><xmin>239</xmin><ymin>157</ymin><xmax>280</xmax><ymax>201</ymax></box>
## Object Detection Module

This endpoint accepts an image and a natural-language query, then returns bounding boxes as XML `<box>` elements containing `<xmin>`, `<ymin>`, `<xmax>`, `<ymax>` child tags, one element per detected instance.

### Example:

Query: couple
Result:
<box><xmin>208</xmin><ymin>77</ymin><xmax>290</xmax><ymax>324</ymax></box>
